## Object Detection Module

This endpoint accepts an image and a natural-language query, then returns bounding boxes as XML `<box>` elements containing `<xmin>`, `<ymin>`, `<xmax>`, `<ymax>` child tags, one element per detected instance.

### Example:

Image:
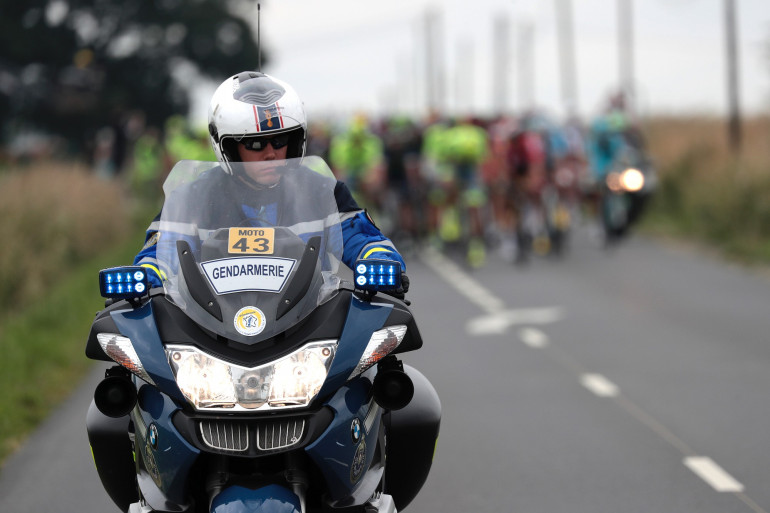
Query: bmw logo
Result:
<box><xmin>148</xmin><ymin>424</ymin><xmax>159</xmax><ymax>449</ymax></box>
<box><xmin>351</xmin><ymin>418</ymin><xmax>362</xmax><ymax>443</ymax></box>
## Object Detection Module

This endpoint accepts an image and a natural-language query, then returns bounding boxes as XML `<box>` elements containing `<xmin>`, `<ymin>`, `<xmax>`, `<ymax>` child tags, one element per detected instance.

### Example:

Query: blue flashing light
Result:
<box><xmin>99</xmin><ymin>266</ymin><xmax>150</xmax><ymax>299</ymax></box>
<box><xmin>354</xmin><ymin>259</ymin><xmax>401</xmax><ymax>292</ymax></box>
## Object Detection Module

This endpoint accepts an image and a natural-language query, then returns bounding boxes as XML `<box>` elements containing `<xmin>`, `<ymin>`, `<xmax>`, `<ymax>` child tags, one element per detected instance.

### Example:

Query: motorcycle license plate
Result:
<box><xmin>228</xmin><ymin>227</ymin><xmax>275</xmax><ymax>255</ymax></box>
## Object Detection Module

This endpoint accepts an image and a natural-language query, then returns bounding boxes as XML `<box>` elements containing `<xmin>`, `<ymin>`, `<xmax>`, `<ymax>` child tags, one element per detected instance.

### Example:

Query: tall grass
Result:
<box><xmin>0</xmin><ymin>162</ymin><xmax>142</xmax><ymax>466</ymax></box>
<box><xmin>641</xmin><ymin>116</ymin><xmax>770</xmax><ymax>262</ymax></box>
<box><xmin>0</xmin><ymin>163</ymin><xmax>134</xmax><ymax>313</ymax></box>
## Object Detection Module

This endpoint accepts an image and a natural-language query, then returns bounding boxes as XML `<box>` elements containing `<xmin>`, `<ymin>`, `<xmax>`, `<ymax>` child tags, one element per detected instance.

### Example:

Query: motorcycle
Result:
<box><xmin>599</xmin><ymin>145</ymin><xmax>657</xmax><ymax>244</ymax></box>
<box><xmin>85</xmin><ymin>157</ymin><xmax>441</xmax><ymax>513</ymax></box>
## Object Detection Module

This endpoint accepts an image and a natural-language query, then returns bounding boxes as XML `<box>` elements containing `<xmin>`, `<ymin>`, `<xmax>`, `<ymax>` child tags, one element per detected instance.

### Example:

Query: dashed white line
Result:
<box><xmin>684</xmin><ymin>457</ymin><xmax>744</xmax><ymax>492</ymax></box>
<box><xmin>519</xmin><ymin>327</ymin><xmax>549</xmax><ymax>348</ymax></box>
<box><xmin>421</xmin><ymin>248</ymin><xmax>765</xmax><ymax>510</ymax></box>
<box><xmin>580</xmin><ymin>373</ymin><xmax>619</xmax><ymax>397</ymax></box>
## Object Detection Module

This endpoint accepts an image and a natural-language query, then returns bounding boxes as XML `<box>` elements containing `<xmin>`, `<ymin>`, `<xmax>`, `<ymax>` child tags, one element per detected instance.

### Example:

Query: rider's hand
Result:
<box><xmin>400</xmin><ymin>272</ymin><xmax>410</xmax><ymax>295</ymax></box>
<box><xmin>383</xmin><ymin>272</ymin><xmax>410</xmax><ymax>304</ymax></box>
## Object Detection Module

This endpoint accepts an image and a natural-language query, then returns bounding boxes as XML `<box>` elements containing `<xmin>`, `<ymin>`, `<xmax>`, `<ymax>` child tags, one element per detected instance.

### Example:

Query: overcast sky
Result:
<box><xmin>201</xmin><ymin>0</ymin><xmax>770</xmax><ymax>121</ymax></box>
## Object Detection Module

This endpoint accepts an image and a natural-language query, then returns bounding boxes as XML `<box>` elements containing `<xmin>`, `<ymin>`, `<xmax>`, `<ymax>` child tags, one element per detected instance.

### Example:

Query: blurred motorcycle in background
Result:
<box><xmin>600</xmin><ymin>146</ymin><xmax>657</xmax><ymax>244</ymax></box>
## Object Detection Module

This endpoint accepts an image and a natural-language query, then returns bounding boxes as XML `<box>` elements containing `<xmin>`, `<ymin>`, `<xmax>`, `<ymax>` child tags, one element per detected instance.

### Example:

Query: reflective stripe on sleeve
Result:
<box><xmin>140</xmin><ymin>263</ymin><xmax>167</xmax><ymax>282</ymax></box>
<box><xmin>363</xmin><ymin>247</ymin><xmax>393</xmax><ymax>259</ymax></box>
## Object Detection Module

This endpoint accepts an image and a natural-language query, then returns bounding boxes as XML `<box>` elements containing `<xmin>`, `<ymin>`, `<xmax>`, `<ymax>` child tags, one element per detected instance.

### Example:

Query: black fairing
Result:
<box><xmin>152</xmin><ymin>289</ymin><xmax>354</xmax><ymax>367</ymax></box>
<box><xmin>85</xmin><ymin>296</ymin><xmax>144</xmax><ymax>361</ymax></box>
<box><xmin>86</xmin><ymin>288</ymin><xmax>362</xmax><ymax>368</ymax></box>
<box><xmin>87</xmin><ymin>286</ymin><xmax>422</xmax><ymax>368</ymax></box>
<box><xmin>384</xmin><ymin>365</ymin><xmax>441</xmax><ymax>511</ymax></box>
<box><xmin>363</xmin><ymin>292</ymin><xmax>423</xmax><ymax>354</ymax></box>
<box><xmin>86</xmin><ymin>400</ymin><xmax>137</xmax><ymax>512</ymax></box>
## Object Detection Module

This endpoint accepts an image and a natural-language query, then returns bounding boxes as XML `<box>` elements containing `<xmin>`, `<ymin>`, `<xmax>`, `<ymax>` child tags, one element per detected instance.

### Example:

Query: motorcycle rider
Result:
<box><xmin>133</xmin><ymin>71</ymin><xmax>407</xmax><ymax>291</ymax></box>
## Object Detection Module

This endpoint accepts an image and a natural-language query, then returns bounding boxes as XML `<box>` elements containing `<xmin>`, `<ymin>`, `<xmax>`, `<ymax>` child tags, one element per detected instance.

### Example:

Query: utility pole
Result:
<box><xmin>424</xmin><ymin>8</ymin><xmax>446</xmax><ymax>114</ymax></box>
<box><xmin>555</xmin><ymin>0</ymin><xmax>578</xmax><ymax>118</ymax></box>
<box><xmin>492</xmin><ymin>14</ymin><xmax>511</xmax><ymax>114</ymax></box>
<box><xmin>456</xmin><ymin>39</ymin><xmax>475</xmax><ymax>114</ymax></box>
<box><xmin>617</xmin><ymin>0</ymin><xmax>634</xmax><ymax>111</ymax></box>
<box><xmin>724</xmin><ymin>0</ymin><xmax>742</xmax><ymax>154</ymax></box>
<box><xmin>517</xmin><ymin>21</ymin><xmax>535</xmax><ymax>112</ymax></box>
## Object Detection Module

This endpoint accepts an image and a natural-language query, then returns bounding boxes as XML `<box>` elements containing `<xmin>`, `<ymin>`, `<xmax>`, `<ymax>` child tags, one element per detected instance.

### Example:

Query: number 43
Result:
<box><xmin>231</xmin><ymin>237</ymin><xmax>270</xmax><ymax>253</ymax></box>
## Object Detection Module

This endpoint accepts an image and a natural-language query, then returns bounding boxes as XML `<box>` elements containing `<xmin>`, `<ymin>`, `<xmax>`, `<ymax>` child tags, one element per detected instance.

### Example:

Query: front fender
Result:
<box><xmin>210</xmin><ymin>485</ymin><xmax>301</xmax><ymax>513</ymax></box>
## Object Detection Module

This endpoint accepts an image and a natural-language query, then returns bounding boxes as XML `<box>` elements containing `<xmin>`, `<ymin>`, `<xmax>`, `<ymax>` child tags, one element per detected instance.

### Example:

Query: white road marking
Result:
<box><xmin>421</xmin><ymin>246</ymin><xmax>767</xmax><ymax>512</ymax></box>
<box><xmin>684</xmin><ymin>457</ymin><xmax>744</xmax><ymax>492</ymax></box>
<box><xmin>467</xmin><ymin>314</ymin><xmax>511</xmax><ymax>335</ymax></box>
<box><xmin>467</xmin><ymin>308</ymin><xmax>564</xmax><ymax>335</ymax></box>
<box><xmin>420</xmin><ymin>247</ymin><xmax>564</xmax><ymax>335</ymax></box>
<box><xmin>580</xmin><ymin>373</ymin><xmax>619</xmax><ymax>397</ymax></box>
<box><xmin>420</xmin><ymin>247</ymin><xmax>505</xmax><ymax>314</ymax></box>
<box><xmin>519</xmin><ymin>327</ymin><xmax>549</xmax><ymax>348</ymax></box>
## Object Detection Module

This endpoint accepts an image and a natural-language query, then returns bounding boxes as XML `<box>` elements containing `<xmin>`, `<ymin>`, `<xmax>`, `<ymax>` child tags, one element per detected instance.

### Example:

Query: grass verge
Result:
<box><xmin>0</xmin><ymin>231</ymin><xmax>142</xmax><ymax>467</ymax></box>
<box><xmin>640</xmin><ymin>115</ymin><xmax>770</xmax><ymax>266</ymax></box>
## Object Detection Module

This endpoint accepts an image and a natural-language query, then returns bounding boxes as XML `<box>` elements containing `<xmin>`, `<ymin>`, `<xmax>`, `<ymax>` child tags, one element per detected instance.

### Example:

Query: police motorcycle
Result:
<box><xmin>599</xmin><ymin>144</ymin><xmax>657</xmax><ymax>243</ymax></box>
<box><xmin>85</xmin><ymin>157</ymin><xmax>441</xmax><ymax>513</ymax></box>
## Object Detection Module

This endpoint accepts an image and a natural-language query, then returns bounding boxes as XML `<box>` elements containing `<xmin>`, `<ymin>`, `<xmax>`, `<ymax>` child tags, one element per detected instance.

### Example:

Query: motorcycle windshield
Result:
<box><xmin>156</xmin><ymin>157</ymin><xmax>344</xmax><ymax>345</ymax></box>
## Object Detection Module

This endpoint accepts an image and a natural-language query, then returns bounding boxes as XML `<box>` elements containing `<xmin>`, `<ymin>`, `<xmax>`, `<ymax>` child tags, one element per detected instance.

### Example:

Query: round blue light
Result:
<box><xmin>356</xmin><ymin>264</ymin><xmax>367</xmax><ymax>274</ymax></box>
<box><xmin>356</xmin><ymin>275</ymin><xmax>367</xmax><ymax>286</ymax></box>
<box><xmin>134</xmin><ymin>271</ymin><xmax>145</xmax><ymax>281</ymax></box>
<box><xmin>135</xmin><ymin>282</ymin><xmax>146</xmax><ymax>293</ymax></box>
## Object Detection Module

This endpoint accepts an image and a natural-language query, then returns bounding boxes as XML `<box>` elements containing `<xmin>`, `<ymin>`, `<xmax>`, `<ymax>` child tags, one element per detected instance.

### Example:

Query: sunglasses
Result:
<box><xmin>240</xmin><ymin>134</ymin><xmax>290</xmax><ymax>151</ymax></box>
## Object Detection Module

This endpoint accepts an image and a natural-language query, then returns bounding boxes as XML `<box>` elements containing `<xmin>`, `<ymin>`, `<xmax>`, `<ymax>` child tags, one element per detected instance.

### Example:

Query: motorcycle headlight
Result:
<box><xmin>166</xmin><ymin>341</ymin><xmax>337</xmax><ymax>411</ymax></box>
<box><xmin>97</xmin><ymin>333</ymin><xmax>155</xmax><ymax>385</ymax></box>
<box><xmin>349</xmin><ymin>325</ymin><xmax>408</xmax><ymax>380</ymax></box>
<box><xmin>620</xmin><ymin>168</ymin><xmax>645</xmax><ymax>192</ymax></box>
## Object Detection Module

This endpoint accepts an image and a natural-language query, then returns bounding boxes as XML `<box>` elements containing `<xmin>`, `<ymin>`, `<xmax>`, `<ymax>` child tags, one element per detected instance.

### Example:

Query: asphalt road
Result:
<box><xmin>2</xmin><ymin>228</ymin><xmax>770</xmax><ymax>513</ymax></box>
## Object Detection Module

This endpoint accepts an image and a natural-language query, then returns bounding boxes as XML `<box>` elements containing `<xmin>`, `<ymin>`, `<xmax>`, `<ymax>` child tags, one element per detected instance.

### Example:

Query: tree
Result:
<box><xmin>0</xmin><ymin>0</ymin><xmax>266</xmax><ymax>156</ymax></box>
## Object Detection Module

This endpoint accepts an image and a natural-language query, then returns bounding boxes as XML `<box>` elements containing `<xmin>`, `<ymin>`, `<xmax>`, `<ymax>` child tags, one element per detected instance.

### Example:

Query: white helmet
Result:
<box><xmin>207</xmin><ymin>72</ymin><xmax>307</xmax><ymax>166</ymax></box>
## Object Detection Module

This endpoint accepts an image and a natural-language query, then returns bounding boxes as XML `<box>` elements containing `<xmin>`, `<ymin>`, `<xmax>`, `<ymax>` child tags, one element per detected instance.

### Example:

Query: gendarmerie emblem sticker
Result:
<box><xmin>234</xmin><ymin>306</ymin><xmax>266</xmax><ymax>337</ymax></box>
<box><xmin>350</xmin><ymin>439</ymin><xmax>367</xmax><ymax>483</ymax></box>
